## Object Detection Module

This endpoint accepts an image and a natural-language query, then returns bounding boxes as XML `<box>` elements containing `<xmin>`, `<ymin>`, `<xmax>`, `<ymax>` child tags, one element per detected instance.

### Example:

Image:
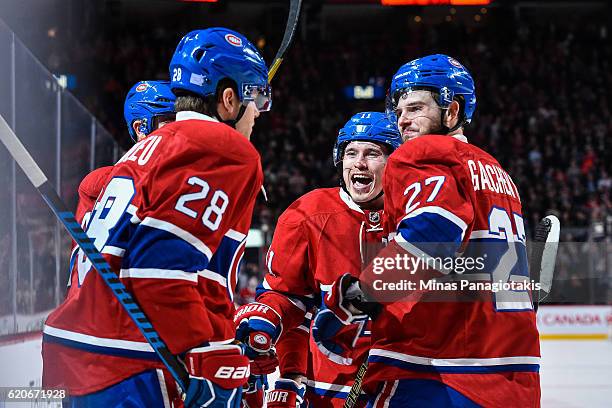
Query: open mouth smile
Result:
<box><xmin>350</xmin><ymin>173</ymin><xmax>374</xmax><ymax>193</ymax></box>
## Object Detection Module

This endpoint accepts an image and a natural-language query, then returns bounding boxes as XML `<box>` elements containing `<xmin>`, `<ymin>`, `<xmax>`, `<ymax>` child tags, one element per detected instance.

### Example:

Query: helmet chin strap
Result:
<box><xmin>435</xmin><ymin>113</ymin><xmax>449</xmax><ymax>135</ymax></box>
<box><xmin>357</xmin><ymin>188</ymin><xmax>384</xmax><ymax>205</ymax></box>
<box><xmin>432</xmin><ymin>93</ymin><xmax>466</xmax><ymax>135</ymax></box>
<box><xmin>215</xmin><ymin>104</ymin><xmax>247</xmax><ymax>128</ymax></box>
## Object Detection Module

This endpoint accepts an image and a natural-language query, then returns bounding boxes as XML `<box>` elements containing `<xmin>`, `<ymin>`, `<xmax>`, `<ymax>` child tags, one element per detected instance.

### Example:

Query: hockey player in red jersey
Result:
<box><xmin>313</xmin><ymin>55</ymin><xmax>541</xmax><ymax>407</ymax></box>
<box><xmin>43</xmin><ymin>27</ymin><xmax>271</xmax><ymax>407</ymax></box>
<box><xmin>72</xmin><ymin>80</ymin><xmax>175</xmax><ymax>265</ymax></box>
<box><xmin>234</xmin><ymin>112</ymin><xmax>401</xmax><ymax>407</ymax></box>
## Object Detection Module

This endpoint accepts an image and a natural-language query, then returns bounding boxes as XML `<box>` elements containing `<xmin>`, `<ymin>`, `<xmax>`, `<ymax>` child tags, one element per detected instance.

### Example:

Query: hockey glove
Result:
<box><xmin>234</xmin><ymin>302</ymin><xmax>282</xmax><ymax>374</ymax></box>
<box><xmin>242</xmin><ymin>374</ymin><xmax>268</xmax><ymax>408</ymax></box>
<box><xmin>323</xmin><ymin>273</ymin><xmax>380</xmax><ymax>323</ymax></box>
<box><xmin>312</xmin><ymin>309</ymin><xmax>358</xmax><ymax>365</ymax></box>
<box><xmin>266</xmin><ymin>378</ymin><xmax>307</xmax><ymax>408</ymax></box>
<box><xmin>312</xmin><ymin>273</ymin><xmax>380</xmax><ymax>365</ymax></box>
<box><xmin>183</xmin><ymin>344</ymin><xmax>249</xmax><ymax>408</ymax></box>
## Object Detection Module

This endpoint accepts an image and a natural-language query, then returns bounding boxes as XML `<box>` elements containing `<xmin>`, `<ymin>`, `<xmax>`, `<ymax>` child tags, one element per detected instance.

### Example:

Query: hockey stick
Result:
<box><xmin>342</xmin><ymin>215</ymin><xmax>561</xmax><ymax>408</ymax></box>
<box><xmin>267</xmin><ymin>0</ymin><xmax>302</xmax><ymax>82</ymax></box>
<box><xmin>0</xmin><ymin>114</ymin><xmax>190</xmax><ymax>393</ymax></box>
<box><xmin>343</xmin><ymin>356</ymin><xmax>368</xmax><ymax>408</ymax></box>
<box><xmin>530</xmin><ymin>215</ymin><xmax>560</xmax><ymax>311</ymax></box>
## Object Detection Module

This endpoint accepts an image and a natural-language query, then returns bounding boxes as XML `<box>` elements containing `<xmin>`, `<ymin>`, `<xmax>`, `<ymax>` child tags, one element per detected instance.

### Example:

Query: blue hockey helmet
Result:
<box><xmin>333</xmin><ymin>112</ymin><xmax>402</xmax><ymax>164</ymax></box>
<box><xmin>387</xmin><ymin>54</ymin><xmax>476</xmax><ymax>129</ymax></box>
<box><xmin>124</xmin><ymin>80</ymin><xmax>176</xmax><ymax>142</ymax></box>
<box><xmin>169</xmin><ymin>28</ymin><xmax>271</xmax><ymax>113</ymax></box>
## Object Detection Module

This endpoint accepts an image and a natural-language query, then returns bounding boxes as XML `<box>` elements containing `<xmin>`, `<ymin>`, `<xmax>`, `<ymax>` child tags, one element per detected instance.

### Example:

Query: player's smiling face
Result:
<box><xmin>342</xmin><ymin>141</ymin><xmax>388</xmax><ymax>204</ymax></box>
<box><xmin>395</xmin><ymin>90</ymin><xmax>442</xmax><ymax>141</ymax></box>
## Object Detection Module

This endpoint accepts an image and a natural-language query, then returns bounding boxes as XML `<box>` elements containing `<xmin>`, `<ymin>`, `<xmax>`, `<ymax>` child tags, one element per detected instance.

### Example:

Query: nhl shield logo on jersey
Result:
<box><xmin>368</xmin><ymin>211</ymin><xmax>381</xmax><ymax>224</ymax></box>
<box><xmin>225</xmin><ymin>33</ymin><xmax>243</xmax><ymax>47</ymax></box>
<box><xmin>135</xmin><ymin>83</ymin><xmax>149</xmax><ymax>92</ymax></box>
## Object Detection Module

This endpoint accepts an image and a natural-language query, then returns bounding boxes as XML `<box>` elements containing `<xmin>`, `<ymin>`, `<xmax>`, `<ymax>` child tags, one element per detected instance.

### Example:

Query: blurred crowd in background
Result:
<box><xmin>39</xmin><ymin>6</ymin><xmax>611</xmax><ymax>233</ymax></box>
<box><xmin>1</xmin><ymin>1</ymin><xmax>611</xmax><ymax>318</ymax></box>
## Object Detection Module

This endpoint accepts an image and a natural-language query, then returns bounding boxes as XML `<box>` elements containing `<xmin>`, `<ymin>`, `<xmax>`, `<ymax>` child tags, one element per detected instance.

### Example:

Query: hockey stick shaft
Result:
<box><xmin>530</xmin><ymin>215</ymin><xmax>560</xmax><ymax>310</ymax></box>
<box><xmin>0</xmin><ymin>114</ymin><xmax>190</xmax><ymax>392</ymax></box>
<box><xmin>343</xmin><ymin>358</ymin><xmax>368</xmax><ymax>408</ymax></box>
<box><xmin>268</xmin><ymin>0</ymin><xmax>302</xmax><ymax>82</ymax></box>
<box><xmin>342</xmin><ymin>215</ymin><xmax>561</xmax><ymax>408</ymax></box>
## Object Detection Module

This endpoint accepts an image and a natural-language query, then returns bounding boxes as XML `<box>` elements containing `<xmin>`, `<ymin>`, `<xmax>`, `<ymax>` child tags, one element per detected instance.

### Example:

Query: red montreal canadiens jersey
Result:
<box><xmin>360</xmin><ymin>135</ymin><xmax>540</xmax><ymax>407</ymax></box>
<box><xmin>43</xmin><ymin>113</ymin><xmax>263</xmax><ymax>395</ymax></box>
<box><xmin>261</xmin><ymin>188</ymin><xmax>385</xmax><ymax>407</ymax></box>
<box><xmin>67</xmin><ymin>166</ymin><xmax>114</xmax><ymax>266</ymax></box>
<box><xmin>75</xmin><ymin>166</ymin><xmax>113</xmax><ymax>225</ymax></box>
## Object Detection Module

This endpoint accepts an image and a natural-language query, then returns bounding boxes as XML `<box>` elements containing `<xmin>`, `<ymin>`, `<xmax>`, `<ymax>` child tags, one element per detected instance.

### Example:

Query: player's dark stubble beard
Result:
<box><xmin>402</xmin><ymin>91</ymin><xmax>465</xmax><ymax>137</ymax></box>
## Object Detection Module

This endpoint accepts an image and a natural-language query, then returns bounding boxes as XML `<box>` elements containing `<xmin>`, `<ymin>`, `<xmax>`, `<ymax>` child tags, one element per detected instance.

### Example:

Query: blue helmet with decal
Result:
<box><xmin>333</xmin><ymin>112</ymin><xmax>402</xmax><ymax>164</ymax></box>
<box><xmin>124</xmin><ymin>80</ymin><xmax>176</xmax><ymax>142</ymax></box>
<box><xmin>169</xmin><ymin>27</ymin><xmax>271</xmax><ymax>113</ymax></box>
<box><xmin>387</xmin><ymin>54</ymin><xmax>476</xmax><ymax>129</ymax></box>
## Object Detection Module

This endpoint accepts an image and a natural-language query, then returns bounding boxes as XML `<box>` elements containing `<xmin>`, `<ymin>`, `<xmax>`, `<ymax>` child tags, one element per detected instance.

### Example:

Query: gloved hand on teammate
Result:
<box><xmin>234</xmin><ymin>302</ymin><xmax>281</xmax><ymax>374</ymax></box>
<box><xmin>266</xmin><ymin>378</ymin><xmax>307</xmax><ymax>408</ymax></box>
<box><xmin>183</xmin><ymin>344</ymin><xmax>249</xmax><ymax>408</ymax></box>
<box><xmin>312</xmin><ymin>309</ymin><xmax>360</xmax><ymax>366</ymax></box>
<box><xmin>312</xmin><ymin>273</ymin><xmax>381</xmax><ymax>365</ymax></box>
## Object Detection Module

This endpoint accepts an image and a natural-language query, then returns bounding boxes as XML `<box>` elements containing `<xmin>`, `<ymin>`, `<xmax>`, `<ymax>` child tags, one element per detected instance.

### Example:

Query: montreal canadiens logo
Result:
<box><xmin>448</xmin><ymin>57</ymin><xmax>463</xmax><ymax>68</ymax></box>
<box><xmin>225</xmin><ymin>34</ymin><xmax>242</xmax><ymax>47</ymax></box>
<box><xmin>135</xmin><ymin>83</ymin><xmax>149</xmax><ymax>92</ymax></box>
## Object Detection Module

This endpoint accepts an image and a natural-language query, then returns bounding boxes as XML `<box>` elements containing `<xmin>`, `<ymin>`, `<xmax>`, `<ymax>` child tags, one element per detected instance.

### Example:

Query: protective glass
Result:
<box><xmin>242</xmin><ymin>83</ymin><xmax>272</xmax><ymax>112</ymax></box>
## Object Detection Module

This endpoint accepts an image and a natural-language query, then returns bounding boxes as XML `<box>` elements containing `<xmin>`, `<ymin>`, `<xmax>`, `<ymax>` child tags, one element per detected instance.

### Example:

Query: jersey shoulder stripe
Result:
<box><xmin>139</xmin><ymin>217</ymin><xmax>213</xmax><ymax>260</ymax></box>
<box><xmin>399</xmin><ymin>211</ymin><xmax>465</xmax><ymax>243</ymax></box>
<box><xmin>125</xmin><ymin>224</ymin><xmax>211</xmax><ymax>273</ymax></box>
<box><xmin>119</xmin><ymin>268</ymin><xmax>198</xmax><ymax>282</ymax></box>
<box><xmin>402</xmin><ymin>206</ymin><xmax>468</xmax><ymax>236</ymax></box>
